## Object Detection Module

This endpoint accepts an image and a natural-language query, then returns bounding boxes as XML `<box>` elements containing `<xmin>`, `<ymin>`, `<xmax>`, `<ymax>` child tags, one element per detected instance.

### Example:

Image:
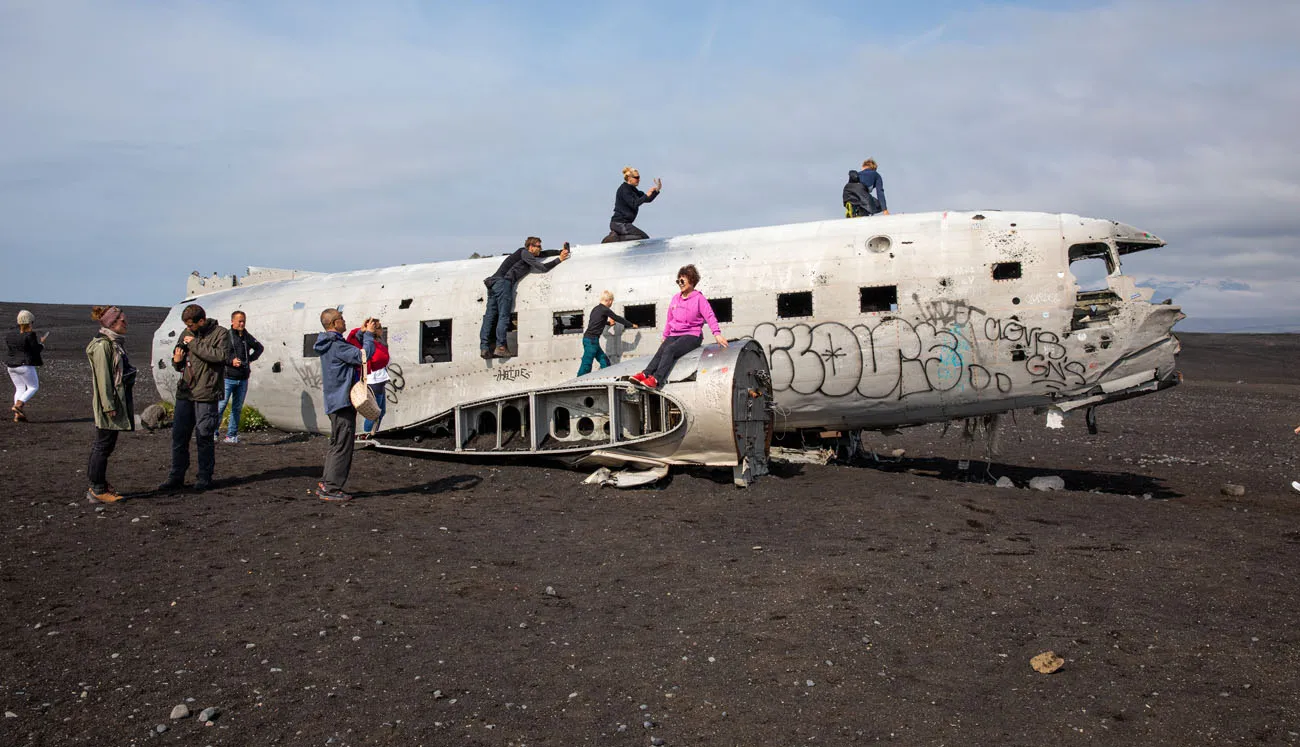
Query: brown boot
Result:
<box><xmin>12</xmin><ymin>401</ymin><xmax>26</xmax><ymax>422</ymax></box>
<box><xmin>86</xmin><ymin>487</ymin><xmax>123</xmax><ymax>504</ymax></box>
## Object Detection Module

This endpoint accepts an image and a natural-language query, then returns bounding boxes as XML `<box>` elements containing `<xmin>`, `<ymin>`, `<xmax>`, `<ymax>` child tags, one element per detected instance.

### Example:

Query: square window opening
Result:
<box><xmin>623</xmin><ymin>303</ymin><xmax>656</xmax><ymax>327</ymax></box>
<box><xmin>399</xmin><ymin>298</ymin><xmax>413</xmax><ymax>309</ymax></box>
<box><xmin>421</xmin><ymin>318</ymin><xmax>453</xmax><ymax>363</ymax></box>
<box><xmin>859</xmin><ymin>285</ymin><xmax>898</xmax><ymax>313</ymax></box>
<box><xmin>710</xmin><ymin>297</ymin><xmax>733</xmax><ymax>324</ymax></box>
<box><xmin>777</xmin><ymin>291</ymin><xmax>813</xmax><ymax>318</ymax></box>
<box><xmin>303</xmin><ymin>334</ymin><xmax>321</xmax><ymax>358</ymax></box>
<box><xmin>992</xmin><ymin>262</ymin><xmax>1022</xmax><ymax>280</ymax></box>
<box><xmin>553</xmin><ymin>310</ymin><xmax>584</xmax><ymax>335</ymax></box>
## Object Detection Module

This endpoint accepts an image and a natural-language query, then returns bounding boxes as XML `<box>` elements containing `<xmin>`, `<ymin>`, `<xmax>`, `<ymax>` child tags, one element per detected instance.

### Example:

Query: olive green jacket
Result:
<box><xmin>87</xmin><ymin>335</ymin><xmax>136</xmax><ymax>431</ymax></box>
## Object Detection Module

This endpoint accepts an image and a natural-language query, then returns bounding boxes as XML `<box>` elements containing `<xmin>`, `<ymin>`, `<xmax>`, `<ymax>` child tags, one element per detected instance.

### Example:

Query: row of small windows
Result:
<box><xmin>301</xmin><ymin>285</ymin><xmax>900</xmax><ymax>362</ymax></box>
<box><xmin>301</xmin><ymin>260</ymin><xmax>1025</xmax><ymax>363</ymax></box>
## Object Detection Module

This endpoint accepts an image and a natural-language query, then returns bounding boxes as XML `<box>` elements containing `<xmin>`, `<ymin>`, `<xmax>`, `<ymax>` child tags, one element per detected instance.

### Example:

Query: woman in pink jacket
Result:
<box><xmin>631</xmin><ymin>264</ymin><xmax>728</xmax><ymax>389</ymax></box>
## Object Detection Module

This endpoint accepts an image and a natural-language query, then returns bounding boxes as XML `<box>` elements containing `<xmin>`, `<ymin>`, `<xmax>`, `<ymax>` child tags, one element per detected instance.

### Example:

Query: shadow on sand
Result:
<box><xmin>851</xmin><ymin>453</ymin><xmax>1180</xmax><ymax>499</ymax></box>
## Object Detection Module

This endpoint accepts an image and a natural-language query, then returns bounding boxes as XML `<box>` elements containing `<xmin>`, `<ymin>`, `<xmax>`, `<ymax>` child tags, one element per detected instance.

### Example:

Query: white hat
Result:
<box><xmin>16</xmin><ymin>310</ymin><xmax>34</xmax><ymax>326</ymax></box>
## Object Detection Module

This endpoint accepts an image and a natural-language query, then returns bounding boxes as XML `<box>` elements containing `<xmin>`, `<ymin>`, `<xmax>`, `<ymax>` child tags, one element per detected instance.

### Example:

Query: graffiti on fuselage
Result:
<box><xmin>753</xmin><ymin>306</ymin><xmax>1089</xmax><ymax>400</ymax></box>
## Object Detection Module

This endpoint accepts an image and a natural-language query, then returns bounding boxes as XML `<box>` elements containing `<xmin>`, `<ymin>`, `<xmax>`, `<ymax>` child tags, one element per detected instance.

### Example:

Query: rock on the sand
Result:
<box><xmin>170</xmin><ymin>704</ymin><xmax>190</xmax><ymax>719</ymax></box>
<box><xmin>995</xmin><ymin>476</ymin><xmax>1016</xmax><ymax>488</ymax></box>
<box><xmin>198</xmin><ymin>706</ymin><xmax>219</xmax><ymax>722</ymax></box>
<box><xmin>140</xmin><ymin>403</ymin><xmax>170</xmax><ymax>431</ymax></box>
<box><xmin>1028</xmin><ymin>475</ymin><xmax>1065</xmax><ymax>492</ymax></box>
<box><xmin>1221</xmin><ymin>484</ymin><xmax>1246</xmax><ymax>497</ymax></box>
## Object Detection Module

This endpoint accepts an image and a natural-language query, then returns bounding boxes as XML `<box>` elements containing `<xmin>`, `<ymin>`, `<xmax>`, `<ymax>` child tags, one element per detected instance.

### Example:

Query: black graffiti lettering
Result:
<box><xmin>384</xmin><ymin>362</ymin><xmax>405</xmax><ymax>404</ymax></box>
<box><xmin>753</xmin><ymin>306</ymin><xmax>1095</xmax><ymax>402</ymax></box>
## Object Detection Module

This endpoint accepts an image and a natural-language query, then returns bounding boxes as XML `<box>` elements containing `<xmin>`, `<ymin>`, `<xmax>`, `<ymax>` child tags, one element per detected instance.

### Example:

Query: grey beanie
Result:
<box><xmin>16</xmin><ymin>310</ymin><xmax>34</xmax><ymax>326</ymax></box>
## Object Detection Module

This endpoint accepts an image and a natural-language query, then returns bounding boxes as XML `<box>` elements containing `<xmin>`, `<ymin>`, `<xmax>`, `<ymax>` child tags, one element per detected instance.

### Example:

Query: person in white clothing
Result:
<box><xmin>5</xmin><ymin>310</ymin><xmax>47</xmax><ymax>422</ymax></box>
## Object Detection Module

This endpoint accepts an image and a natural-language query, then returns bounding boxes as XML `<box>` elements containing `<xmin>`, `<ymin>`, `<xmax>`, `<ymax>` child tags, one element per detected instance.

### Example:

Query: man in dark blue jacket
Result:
<box><xmin>313</xmin><ymin>309</ymin><xmax>374</xmax><ymax>502</ymax></box>
<box><xmin>217</xmin><ymin>310</ymin><xmax>264</xmax><ymax>444</ymax></box>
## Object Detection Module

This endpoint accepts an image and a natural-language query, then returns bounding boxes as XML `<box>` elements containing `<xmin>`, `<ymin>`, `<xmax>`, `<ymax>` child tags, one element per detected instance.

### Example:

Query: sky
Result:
<box><xmin>1</xmin><ymin>0</ymin><xmax>1298</xmax><ymax>331</ymax></box>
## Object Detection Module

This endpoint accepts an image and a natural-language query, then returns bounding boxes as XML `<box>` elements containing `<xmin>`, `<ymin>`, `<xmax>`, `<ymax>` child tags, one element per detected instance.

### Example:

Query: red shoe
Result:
<box><xmin>630</xmin><ymin>372</ymin><xmax>647</xmax><ymax>384</ymax></box>
<box><xmin>643</xmin><ymin>375</ymin><xmax>659</xmax><ymax>389</ymax></box>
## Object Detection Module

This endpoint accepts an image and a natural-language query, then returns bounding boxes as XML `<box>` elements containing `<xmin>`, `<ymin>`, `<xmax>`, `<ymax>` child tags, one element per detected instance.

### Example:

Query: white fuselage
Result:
<box><xmin>152</xmin><ymin>211</ymin><xmax>1182</xmax><ymax>435</ymax></box>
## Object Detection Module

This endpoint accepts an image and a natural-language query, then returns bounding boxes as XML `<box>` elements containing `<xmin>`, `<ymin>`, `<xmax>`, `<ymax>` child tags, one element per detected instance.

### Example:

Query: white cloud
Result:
<box><xmin>0</xmin><ymin>0</ymin><xmax>1297</xmax><ymax>331</ymax></box>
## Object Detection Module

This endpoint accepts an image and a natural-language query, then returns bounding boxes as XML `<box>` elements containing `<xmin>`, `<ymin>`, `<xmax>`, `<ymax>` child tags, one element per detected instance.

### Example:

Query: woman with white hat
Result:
<box><xmin>5</xmin><ymin>309</ymin><xmax>47</xmax><ymax>422</ymax></box>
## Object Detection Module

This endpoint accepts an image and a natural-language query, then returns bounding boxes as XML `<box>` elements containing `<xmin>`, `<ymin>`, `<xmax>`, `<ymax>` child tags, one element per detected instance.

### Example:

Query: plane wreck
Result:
<box><xmin>153</xmin><ymin>210</ymin><xmax>1183</xmax><ymax>486</ymax></box>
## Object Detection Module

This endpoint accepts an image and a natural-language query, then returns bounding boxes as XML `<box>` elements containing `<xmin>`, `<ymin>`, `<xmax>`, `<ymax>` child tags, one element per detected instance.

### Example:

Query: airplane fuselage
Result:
<box><xmin>152</xmin><ymin>210</ymin><xmax>1182</xmax><ymax>437</ymax></box>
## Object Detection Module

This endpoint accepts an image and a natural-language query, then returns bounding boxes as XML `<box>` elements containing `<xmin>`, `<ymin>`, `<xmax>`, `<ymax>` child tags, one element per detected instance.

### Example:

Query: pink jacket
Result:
<box><xmin>663</xmin><ymin>291</ymin><xmax>721</xmax><ymax>340</ymax></box>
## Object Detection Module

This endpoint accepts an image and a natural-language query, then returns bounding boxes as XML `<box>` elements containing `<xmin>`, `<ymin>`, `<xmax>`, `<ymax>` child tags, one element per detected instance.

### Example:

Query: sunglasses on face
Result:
<box><xmin>676</xmin><ymin>279</ymin><xmax>687</xmax><ymax>287</ymax></box>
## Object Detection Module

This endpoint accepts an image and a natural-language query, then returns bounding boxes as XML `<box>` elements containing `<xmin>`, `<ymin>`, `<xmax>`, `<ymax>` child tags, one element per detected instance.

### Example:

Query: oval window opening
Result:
<box><xmin>867</xmin><ymin>235</ymin><xmax>892</xmax><ymax>253</ymax></box>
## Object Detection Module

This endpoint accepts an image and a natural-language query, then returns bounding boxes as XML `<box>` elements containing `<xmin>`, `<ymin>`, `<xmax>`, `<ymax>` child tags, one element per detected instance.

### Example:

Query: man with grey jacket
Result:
<box><xmin>159</xmin><ymin>304</ymin><xmax>230</xmax><ymax>492</ymax></box>
<box><xmin>313</xmin><ymin>309</ymin><xmax>374</xmax><ymax>502</ymax></box>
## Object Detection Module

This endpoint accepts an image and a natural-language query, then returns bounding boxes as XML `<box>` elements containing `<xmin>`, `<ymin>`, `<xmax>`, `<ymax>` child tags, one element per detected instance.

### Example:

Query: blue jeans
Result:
<box><xmin>217</xmin><ymin>378</ymin><xmax>248</xmax><ymax>438</ymax></box>
<box><xmin>480</xmin><ymin>278</ymin><xmax>516</xmax><ymax>351</ymax></box>
<box><xmin>362</xmin><ymin>383</ymin><xmax>387</xmax><ymax>433</ymax></box>
<box><xmin>577</xmin><ymin>337</ymin><xmax>610</xmax><ymax>376</ymax></box>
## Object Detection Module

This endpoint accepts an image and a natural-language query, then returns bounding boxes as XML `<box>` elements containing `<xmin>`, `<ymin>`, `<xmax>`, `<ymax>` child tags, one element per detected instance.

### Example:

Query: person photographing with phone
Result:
<box><xmin>480</xmin><ymin>236</ymin><xmax>571</xmax><ymax>359</ymax></box>
<box><xmin>314</xmin><ymin>309</ymin><xmax>374</xmax><ymax>502</ymax></box>
<box><xmin>605</xmin><ymin>166</ymin><xmax>662</xmax><ymax>242</ymax></box>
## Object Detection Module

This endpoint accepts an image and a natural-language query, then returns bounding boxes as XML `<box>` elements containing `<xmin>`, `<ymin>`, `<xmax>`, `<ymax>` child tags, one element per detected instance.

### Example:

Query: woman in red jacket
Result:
<box><xmin>347</xmin><ymin>318</ymin><xmax>390</xmax><ymax>436</ymax></box>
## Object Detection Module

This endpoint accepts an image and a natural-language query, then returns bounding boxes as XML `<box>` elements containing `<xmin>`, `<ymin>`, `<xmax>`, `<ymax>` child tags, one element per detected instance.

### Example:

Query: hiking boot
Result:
<box><xmin>643</xmin><ymin>375</ymin><xmax>659</xmax><ymax>389</ymax></box>
<box><xmin>157</xmin><ymin>477</ymin><xmax>186</xmax><ymax>492</ymax></box>
<box><xmin>493</xmin><ymin>346</ymin><xmax>511</xmax><ymax>358</ymax></box>
<box><xmin>480</xmin><ymin>348</ymin><xmax>494</xmax><ymax>359</ymax></box>
<box><xmin>86</xmin><ymin>487</ymin><xmax>123</xmax><ymax>504</ymax></box>
<box><xmin>223</xmin><ymin>435</ymin><xmax>239</xmax><ymax>444</ymax></box>
<box><xmin>317</xmin><ymin>487</ymin><xmax>353</xmax><ymax>502</ymax></box>
<box><xmin>193</xmin><ymin>477</ymin><xmax>213</xmax><ymax>492</ymax></box>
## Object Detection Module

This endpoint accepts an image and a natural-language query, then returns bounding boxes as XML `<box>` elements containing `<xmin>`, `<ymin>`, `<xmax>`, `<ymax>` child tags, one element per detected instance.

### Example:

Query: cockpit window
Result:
<box><xmin>1067</xmin><ymin>242</ymin><xmax>1116</xmax><ymax>292</ymax></box>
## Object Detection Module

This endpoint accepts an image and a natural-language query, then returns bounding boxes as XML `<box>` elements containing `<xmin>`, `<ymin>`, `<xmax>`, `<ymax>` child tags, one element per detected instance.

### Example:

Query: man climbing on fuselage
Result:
<box><xmin>480</xmin><ymin>237</ymin><xmax>571</xmax><ymax>359</ymax></box>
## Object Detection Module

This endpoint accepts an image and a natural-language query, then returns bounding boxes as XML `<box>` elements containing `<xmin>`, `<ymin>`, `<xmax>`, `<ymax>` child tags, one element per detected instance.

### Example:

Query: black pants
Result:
<box><xmin>322</xmin><ymin>406</ymin><xmax>357</xmax><ymax>492</ymax></box>
<box><xmin>170</xmin><ymin>399</ymin><xmax>219</xmax><ymax>481</ymax></box>
<box><xmin>88</xmin><ymin>428</ymin><xmax>120</xmax><ymax>491</ymax></box>
<box><xmin>643</xmin><ymin>334</ymin><xmax>702</xmax><ymax>383</ymax></box>
<box><xmin>607</xmin><ymin>220</ymin><xmax>649</xmax><ymax>242</ymax></box>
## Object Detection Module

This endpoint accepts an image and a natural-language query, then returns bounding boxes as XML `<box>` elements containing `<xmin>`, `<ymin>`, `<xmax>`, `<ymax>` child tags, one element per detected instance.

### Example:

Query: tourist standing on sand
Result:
<box><xmin>159</xmin><ymin>304</ymin><xmax>230</xmax><ymax>493</ymax></box>
<box><xmin>86</xmin><ymin>306</ymin><xmax>136</xmax><ymax>504</ymax></box>
<box><xmin>6</xmin><ymin>309</ymin><xmax>47</xmax><ymax>422</ymax></box>
<box><xmin>348</xmin><ymin>318</ymin><xmax>390</xmax><ymax>436</ymax></box>
<box><xmin>315</xmin><ymin>310</ymin><xmax>374</xmax><ymax>502</ymax></box>
<box><xmin>1293</xmin><ymin>425</ymin><xmax>1300</xmax><ymax>494</ymax></box>
<box><xmin>605</xmin><ymin>166</ymin><xmax>662</xmax><ymax>242</ymax></box>
<box><xmin>217</xmin><ymin>310</ymin><xmax>264</xmax><ymax>445</ymax></box>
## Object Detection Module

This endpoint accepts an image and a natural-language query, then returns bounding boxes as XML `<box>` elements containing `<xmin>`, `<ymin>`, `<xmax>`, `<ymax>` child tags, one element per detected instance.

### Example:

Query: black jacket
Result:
<box><xmin>487</xmin><ymin>247</ymin><xmax>562</xmax><ymax>286</ymax></box>
<box><xmin>584</xmin><ymin>304</ymin><xmax>633</xmax><ymax>338</ymax></box>
<box><xmin>4</xmin><ymin>329</ymin><xmax>43</xmax><ymax>367</ymax></box>
<box><xmin>611</xmin><ymin>182</ymin><xmax>658</xmax><ymax>224</ymax></box>
<box><xmin>842</xmin><ymin>170</ymin><xmax>877</xmax><ymax>217</ymax></box>
<box><xmin>223</xmin><ymin>329</ymin><xmax>264</xmax><ymax>381</ymax></box>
